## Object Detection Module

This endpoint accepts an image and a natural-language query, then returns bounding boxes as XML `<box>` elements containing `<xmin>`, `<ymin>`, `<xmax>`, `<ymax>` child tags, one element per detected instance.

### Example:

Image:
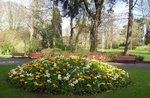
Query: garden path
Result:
<box><xmin>0</xmin><ymin>58</ymin><xmax>150</xmax><ymax>70</ymax></box>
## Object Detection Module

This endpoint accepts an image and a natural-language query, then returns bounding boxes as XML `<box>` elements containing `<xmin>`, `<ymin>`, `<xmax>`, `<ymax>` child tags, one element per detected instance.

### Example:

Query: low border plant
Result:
<box><xmin>8</xmin><ymin>56</ymin><xmax>130</xmax><ymax>95</ymax></box>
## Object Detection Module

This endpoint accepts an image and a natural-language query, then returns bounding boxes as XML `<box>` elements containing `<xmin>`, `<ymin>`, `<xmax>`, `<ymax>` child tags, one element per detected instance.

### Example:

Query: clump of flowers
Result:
<box><xmin>8</xmin><ymin>57</ymin><xmax>130</xmax><ymax>95</ymax></box>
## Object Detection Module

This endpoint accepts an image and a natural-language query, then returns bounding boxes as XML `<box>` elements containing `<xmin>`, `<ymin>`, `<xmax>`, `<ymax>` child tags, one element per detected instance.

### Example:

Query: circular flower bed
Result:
<box><xmin>8</xmin><ymin>57</ymin><xmax>130</xmax><ymax>95</ymax></box>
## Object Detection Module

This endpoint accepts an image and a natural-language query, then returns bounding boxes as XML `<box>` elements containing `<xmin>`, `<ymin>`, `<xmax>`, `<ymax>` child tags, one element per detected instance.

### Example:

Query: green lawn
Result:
<box><xmin>0</xmin><ymin>65</ymin><xmax>150</xmax><ymax>98</ymax></box>
<box><xmin>0</xmin><ymin>54</ymin><xmax>12</xmax><ymax>58</ymax></box>
<box><xmin>99</xmin><ymin>49</ymin><xmax>150</xmax><ymax>62</ymax></box>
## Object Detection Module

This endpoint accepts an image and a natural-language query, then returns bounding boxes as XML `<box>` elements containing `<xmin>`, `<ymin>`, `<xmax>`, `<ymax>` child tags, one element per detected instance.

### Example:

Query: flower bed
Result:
<box><xmin>8</xmin><ymin>57</ymin><xmax>130</xmax><ymax>95</ymax></box>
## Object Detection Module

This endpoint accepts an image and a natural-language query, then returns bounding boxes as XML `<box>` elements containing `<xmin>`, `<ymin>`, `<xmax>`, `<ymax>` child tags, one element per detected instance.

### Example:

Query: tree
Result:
<box><xmin>51</xmin><ymin>7</ymin><xmax>63</xmax><ymax>48</ymax></box>
<box><xmin>53</xmin><ymin>0</ymin><xmax>106</xmax><ymax>52</ymax></box>
<box><xmin>82</xmin><ymin>0</ymin><xmax>104</xmax><ymax>52</ymax></box>
<box><xmin>123</xmin><ymin>0</ymin><xmax>134</xmax><ymax>55</ymax></box>
<box><xmin>74</xmin><ymin>12</ymin><xmax>90</xmax><ymax>51</ymax></box>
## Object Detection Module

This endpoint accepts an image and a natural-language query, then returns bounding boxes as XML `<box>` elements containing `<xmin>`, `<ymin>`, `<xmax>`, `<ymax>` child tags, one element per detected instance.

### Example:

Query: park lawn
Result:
<box><xmin>0</xmin><ymin>54</ymin><xmax>12</xmax><ymax>58</ymax></box>
<box><xmin>129</xmin><ymin>50</ymin><xmax>150</xmax><ymax>61</ymax></box>
<box><xmin>101</xmin><ymin>49</ymin><xmax>150</xmax><ymax>62</ymax></box>
<box><xmin>0</xmin><ymin>65</ymin><xmax>150</xmax><ymax>98</ymax></box>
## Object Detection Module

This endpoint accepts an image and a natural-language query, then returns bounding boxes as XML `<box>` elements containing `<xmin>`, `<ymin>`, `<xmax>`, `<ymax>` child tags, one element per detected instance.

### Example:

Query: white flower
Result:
<box><xmin>44</xmin><ymin>70</ymin><xmax>50</xmax><ymax>77</ymax></box>
<box><xmin>26</xmin><ymin>73</ymin><xmax>34</xmax><ymax>77</ymax></box>
<box><xmin>20</xmin><ymin>74</ymin><xmax>25</xmax><ymax>77</ymax></box>
<box><xmin>64</xmin><ymin>73</ymin><xmax>70</xmax><ymax>80</ymax></box>
<box><xmin>18</xmin><ymin>66</ymin><xmax>24</xmax><ymax>72</ymax></box>
<box><xmin>44</xmin><ymin>74</ymin><xmax>50</xmax><ymax>78</ymax></box>
<box><xmin>69</xmin><ymin>83</ymin><xmax>75</xmax><ymax>87</ymax></box>
<box><xmin>53</xmin><ymin>63</ymin><xmax>57</xmax><ymax>67</ymax></box>
<box><xmin>67</xmin><ymin>64</ymin><xmax>70</xmax><ymax>67</ymax></box>
<box><xmin>9</xmin><ymin>75</ymin><xmax>13</xmax><ymax>78</ymax></box>
<box><xmin>73</xmin><ymin>80</ymin><xmax>78</xmax><ymax>84</ymax></box>
<box><xmin>47</xmin><ymin>79</ymin><xmax>51</xmax><ymax>83</ymax></box>
<box><xmin>83</xmin><ymin>64</ymin><xmax>90</xmax><ymax>69</ymax></box>
<box><xmin>64</xmin><ymin>76</ymin><xmax>69</xmax><ymax>80</ymax></box>
<box><xmin>58</xmin><ymin>74</ymin><xmax>62</xmax><ymax>80</ymax></box>
<box><xmin>97</xmin><ymin>75</ymin><xmax>101</xmax><ymax>78</ymax></box>
<box><xmin>45</xmin><ymin>70</ymin><xmax>49</xmax><ymax>74</ymax></box>
<box><xmin>10</xmin><ymin>69</ymin><xmax>17</xmax><ymax>75</ymax></box>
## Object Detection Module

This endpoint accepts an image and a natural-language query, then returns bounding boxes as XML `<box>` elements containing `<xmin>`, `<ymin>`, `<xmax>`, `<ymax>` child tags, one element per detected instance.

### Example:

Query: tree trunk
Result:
<box><xmin>83</xmin><ymin>0</ymin><xmax>104</xmax><ymax>52</ymax></box>
<box><xmin>90</xmin><ymin>19</ymin><xmax>99</xmax><ymax>52</ymax></box>
<box><xmin>123</xmin><ymin>0</ymin><xmax>133</xmax><ymax>55</ymax></box>
<box><xmin>69</xmin><ymin>18</ymin><xmax>74</xmax><ymax>52</ymax></box>
<box><xmin>75</xmin><ymin>31</ymin><xmax>82</xmax><ymax>51</ymax></box>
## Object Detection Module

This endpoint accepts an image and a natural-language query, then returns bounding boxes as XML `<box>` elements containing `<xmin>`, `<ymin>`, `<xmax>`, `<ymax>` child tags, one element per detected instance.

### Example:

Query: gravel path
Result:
<box><xmin>0</xmin><ymin>58</ymin><xmax>33</xmax><ymax>66</ymax></box>
<box><xmin>107</xmin><ymin>62</ymin><xmax>150</xmax><ymax>70</ymax></box>
<box><xmin>0</xmin><ymin>58</ymin><xmax>150</xmax><ymax>70</ymax></box>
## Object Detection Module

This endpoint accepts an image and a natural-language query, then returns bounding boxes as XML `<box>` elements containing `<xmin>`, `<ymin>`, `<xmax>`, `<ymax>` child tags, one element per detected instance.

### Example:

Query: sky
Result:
<box><xmin>1</xmin><ymin>0</ymin><xmax>146</xmax><ymax>35</ymax></box>
<box><xmin>2</xmin><ymin>0</ymin><xmax>30</xmax><ymax>7</ymax></box>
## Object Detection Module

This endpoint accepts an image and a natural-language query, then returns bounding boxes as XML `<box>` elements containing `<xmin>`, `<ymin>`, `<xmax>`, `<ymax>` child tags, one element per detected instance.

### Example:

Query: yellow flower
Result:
<box><xmin>53</xmin><ymin>74</ymin><xmax>56</xmax><ymax>76</ymax></box>
<box><xmin>19</xmin><ymin>79</ymin><xmax>24</xmax><ymax>83</ymax></box>
<box><xmin>84</xmin><ymin>76</ymin><xmax>91</xmax><ymax>80</ymax></box>
<box><xmin>36</xmin><ymin>72</ymin><xmax>40</xmax><ymax>75</ymax></box>
<box><xmin>98</xmin><ymin>83</ymin><xmax>105</xmax><ymax>87</ymax></box>
<box><xmin>86</xmin><ymin>84</ymin><xmax>92</xmax><ymax>87</ymax></box>
<box><xmin>107</xmin><ymin>83</ymin><xmax>112</xmax><ymax>85</ymax></box>
<box><xmin>40</xmin><ymin>67</ymin><xmax>44</xmax><ymax>70</ymax></box>
<box><xmin>78</xmin><ymin>77</ymin><xmax>85</xmax><ymax>81</ymax></box>
<box><xmin>38</xmin><ymin>83</ymin><xmax>44</xmax><ymax>87</ymax></box>
<box><xmin>103</xmin><ymin>76</ymin><xmax>107</xmax><ymax>79</ymax></box>
<box><xmin>56</xmin><ymin>71</ymin><xmax>61</xmax><ymax>74</ymax></box>
<box><xmin>49</xmin><ymin>58</ymin><xmax>55</xmax><ymax>62</ymax></box>
<box><xmin>34</xmin><ymin>82</ymin><xmax>38</xmax><ymax>86</ymax></box>
<box><xmin>50</xmin><ymin>68</ymin><xmax>54</xmax><ymax>71</ymax></box>
<box><xmin>52</xmin><ymin>84</ymin><xmax>58</xmax><ymax>88</ymax></box>
<box><xmin>28</xmin><ymin>77</ymin><xmax>34</xmax><ymax>81</ymax></box>
<box><xmin>13</xmin><ymin>76</ymin><xmax>19</xmax><ymax>80</ymax></box>
<box><xmin>90</xmin><ymin>74</ymin><xmax>94</xmax><ymax>77</ymax></box>
<box><xmin>40</xmin><ymin>69</ymin><xmax>43</xmax><ymax>72</ymax></box>
<box><xmin>35</xmin><ymin>75</ymin><xmax>40</xmax><ymax>79</ymax></box>
<box><xmin>63</xmin><ymin>69</ymin><xmax>67</xmax><ymax>72</ymax></box>
<box><xmin>34</xmin><ymin>82</ymin><xmax>43</xmax><ymax>87</ymax></box>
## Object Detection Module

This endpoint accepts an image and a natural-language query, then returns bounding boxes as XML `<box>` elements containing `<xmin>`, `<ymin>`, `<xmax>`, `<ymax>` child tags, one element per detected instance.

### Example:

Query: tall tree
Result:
<box><xmin>54</xmin><ymin>0</ymin><xmax>82</xmax><ymax>51</ymax></box>
<box><xmin>82</xmin><ymin>0</ymin><xmax>104</xmax><ymax>52</ymax></box>
<box><xmin>54</xmin><ymin>0</ymin><xmax>105</xmax><ymax>52</ymax></box>
<box><xmin>123</xmin><ymin>0</ymin><xmax>134</xmax><ymax>55</ymax></box>
<box><xmin>51</xmin><ymin>7</ymin><xmax>63</xmax><ymax>48</ymax></box>
<box><xmin>31</xmin><ymin>0</ymin><xmax>40</xmax><ymax>40</ymax></box>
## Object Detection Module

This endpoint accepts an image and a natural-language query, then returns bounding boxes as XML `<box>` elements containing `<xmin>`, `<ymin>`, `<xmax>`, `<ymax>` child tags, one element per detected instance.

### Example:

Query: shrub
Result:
<box><xmin>8</xmin><ymin>57</ymin><xmax>130</xmax><ymax>95</ymax></box>
<box><xmin>136</xmin><ymin>56</ymin><xmax>144</xmax><ymax>61</ymax></box>
<box><xmin>0</xmin><ymin>42</ymin><xmax>14</xmax><ymax>55</ymax></box>
<box><xmin>41</xmin><ymin>48</ymin><xmax>62</xmax><ymax>57</ymax></box>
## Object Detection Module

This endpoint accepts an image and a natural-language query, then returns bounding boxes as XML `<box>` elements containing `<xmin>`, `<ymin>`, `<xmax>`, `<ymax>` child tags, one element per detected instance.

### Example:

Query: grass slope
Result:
<box><xmin>0</xmin><ymin>65</ymin><xmax>150</xmax><ymax>98</ymax></box>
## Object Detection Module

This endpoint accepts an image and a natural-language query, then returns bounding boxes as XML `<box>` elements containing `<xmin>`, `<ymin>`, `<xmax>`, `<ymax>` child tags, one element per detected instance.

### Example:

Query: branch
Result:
<box><xmin>131</xmin><ymin>0</ymin><xmax>138</xmax><ymax>10</ymax></box>
<box><xmin>83</xmin><ymin>0</ymin><xmax>94</xmax><ymax>18</ymax></box>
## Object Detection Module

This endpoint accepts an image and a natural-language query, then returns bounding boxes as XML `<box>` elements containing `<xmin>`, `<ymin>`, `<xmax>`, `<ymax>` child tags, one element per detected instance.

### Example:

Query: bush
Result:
<box><xmin>136</xmin><ymin>56</ymin><xmax>144</xmax><ymax>61</ymax></box>
<box><xmin>0</xmin><ymin>42</ymin><xmax>14</xmax><ymax>55</ymax></box>
<box><xmin>8</xmin><ymin>57</ymin><xmax>130</xmax><ymax>95</ymax></box>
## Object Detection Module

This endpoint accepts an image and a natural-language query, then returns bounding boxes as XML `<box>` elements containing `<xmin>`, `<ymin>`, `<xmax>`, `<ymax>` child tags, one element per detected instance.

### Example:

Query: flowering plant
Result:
<box><xmin>8</xmin><ymin>56</ymin><xmax>130</xmax><ymax>95</ymax></box>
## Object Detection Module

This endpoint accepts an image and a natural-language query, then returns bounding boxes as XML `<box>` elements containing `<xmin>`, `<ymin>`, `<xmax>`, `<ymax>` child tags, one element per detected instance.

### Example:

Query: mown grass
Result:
<box><xmin>0</xmin><ymin>54</ymin><xmax>12</xmax><ymax>58</ymax></box>
<box><xmin>0</xmin><ymin>65</ymin><xmax>150</xmax><ymax>98</ymax></box>
<box><xmin>99</xmin><ymin>49</ymin><xmax>150</xmax><ymax>62</ymax></box>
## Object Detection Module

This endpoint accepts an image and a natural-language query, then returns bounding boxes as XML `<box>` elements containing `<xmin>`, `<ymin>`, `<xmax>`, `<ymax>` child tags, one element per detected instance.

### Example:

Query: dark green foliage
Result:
<box><xmin>145</xmin><ymin>31</ymin><xmax>150</xmax><ymax>45</ymax></box>
<box><xmin>54</xmin><ymin>0</ymin><xmax>82</xmax><ymax>18</ymax></box>
<box><xmin>0</xmin><ymin>42</ymin><xmax>14</xmax><ymax>55</ymax></box>
<box><xmin>51</xmin><ymin>7</ymin><xmax>63</xmax><ymax>46</ymax></box>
